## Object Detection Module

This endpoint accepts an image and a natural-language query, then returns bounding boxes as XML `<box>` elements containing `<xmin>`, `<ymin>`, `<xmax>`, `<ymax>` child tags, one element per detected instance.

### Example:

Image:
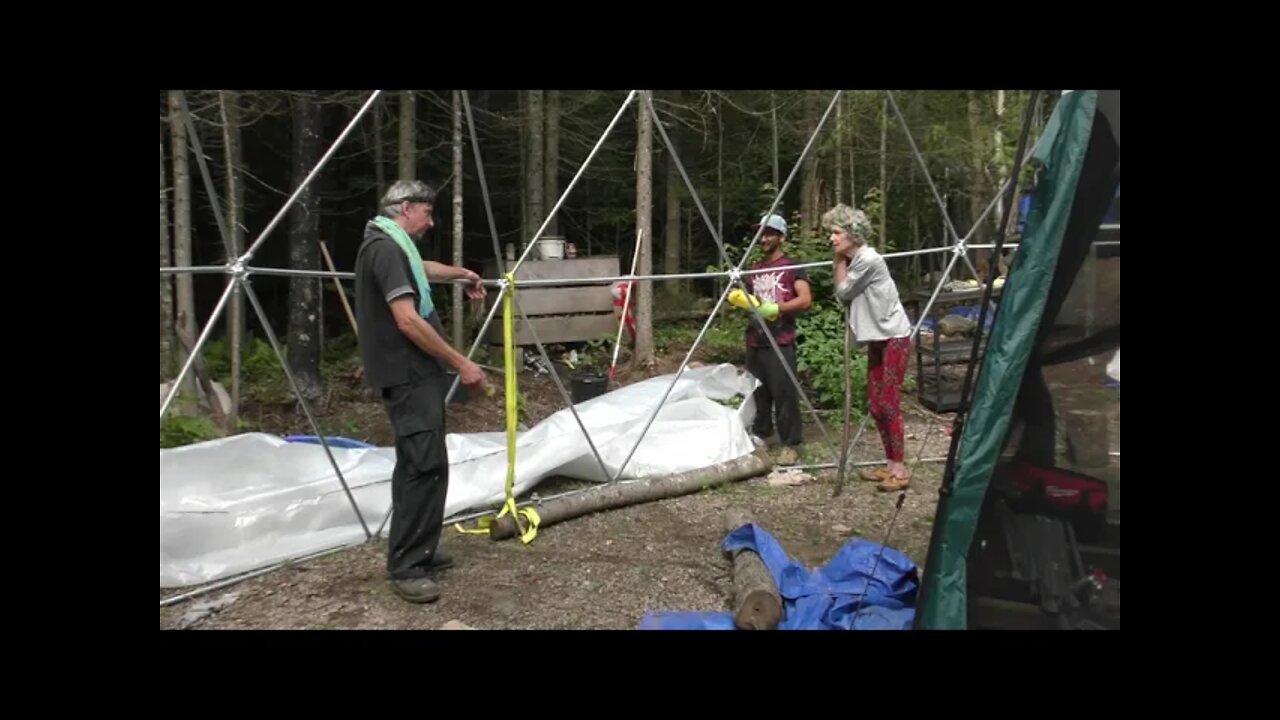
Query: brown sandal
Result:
<box><xmin>877</xmin><ymin>474</ymin><xmax>911</xmax><ymax>492</ymax></box>
<box><xmin>858</xmin><ymin>467</ymin><xmax>893</xmax><ymax>482</ymax></box>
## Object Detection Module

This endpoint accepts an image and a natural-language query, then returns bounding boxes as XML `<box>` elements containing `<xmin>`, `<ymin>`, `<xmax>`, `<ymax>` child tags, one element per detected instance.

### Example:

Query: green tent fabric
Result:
<box><xmin>915</xmin><ymin>91</ymin><xmax>1100</xmax><ymax>629</ymax></box>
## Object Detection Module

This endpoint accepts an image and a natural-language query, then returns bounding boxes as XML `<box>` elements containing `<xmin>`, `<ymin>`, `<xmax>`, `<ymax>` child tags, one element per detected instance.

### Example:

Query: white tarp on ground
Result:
<box><xmin>160</xmin><ymin>363</ymin><xmax>759</xmax><ymax>588</ymax></box>
<box><xmin>1106</xmin><ymin>348</ymin><xmax>1120</xmax><ymax>383</ymax></box>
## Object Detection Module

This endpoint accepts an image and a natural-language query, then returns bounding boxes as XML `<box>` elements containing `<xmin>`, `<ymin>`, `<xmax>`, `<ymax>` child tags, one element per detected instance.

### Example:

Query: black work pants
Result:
<box><xmin>380</xmin><ymin>371</ymin><xmax>449</xmax><ymax>580</ymax></box>
<box><xmin>746</xmin><ymin>343</ymin><xmax>803</xmax><ymax>447</ymax></box>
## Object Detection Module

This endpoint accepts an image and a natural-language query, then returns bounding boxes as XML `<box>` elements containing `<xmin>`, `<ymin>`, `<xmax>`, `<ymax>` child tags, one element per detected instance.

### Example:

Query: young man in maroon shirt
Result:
<box><xmin>742</xmin><ymin>213</ymin><xmax>812</xmax><ymax>463</ymax></box>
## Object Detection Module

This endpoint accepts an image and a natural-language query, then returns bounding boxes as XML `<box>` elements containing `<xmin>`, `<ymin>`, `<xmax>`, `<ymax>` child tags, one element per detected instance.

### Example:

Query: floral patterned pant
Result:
<box><xmin>868</xmin><ymin>336</ymin><xmax>912</xmax><ymax>462</ymax></box>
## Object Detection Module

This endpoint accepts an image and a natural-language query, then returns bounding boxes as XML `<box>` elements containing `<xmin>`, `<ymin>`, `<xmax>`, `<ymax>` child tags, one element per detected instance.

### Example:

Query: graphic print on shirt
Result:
<box><xmin>753</xmin><ymin>272</ymin><xmax>788</xmax><ymax>304</ymax></box>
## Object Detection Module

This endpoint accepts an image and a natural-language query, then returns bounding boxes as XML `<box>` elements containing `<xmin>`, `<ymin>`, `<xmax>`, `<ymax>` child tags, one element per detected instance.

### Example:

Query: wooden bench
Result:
<box><xmin>482</xmin><ymin>257</ymin><xmax>621</xmax><ymax>358</ymax></box>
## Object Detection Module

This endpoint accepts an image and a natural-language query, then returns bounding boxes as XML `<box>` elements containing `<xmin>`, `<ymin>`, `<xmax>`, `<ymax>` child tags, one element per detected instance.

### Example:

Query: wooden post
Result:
<box><xmin>320</xmin><ymin>240</ymin><xmax>358</xmax><ymax>337</ymax></box>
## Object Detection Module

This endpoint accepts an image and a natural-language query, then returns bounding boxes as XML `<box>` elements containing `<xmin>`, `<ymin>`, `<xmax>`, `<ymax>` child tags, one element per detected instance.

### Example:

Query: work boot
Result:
<box><xmin>391</xmin><ymin>576</ymin><xmax>441</xmax><ymax>604</ymax></box>
<box><xmin>429</xmin><ymin>546</ymin><xmax>454</xmax><ymax>571</ymax></box>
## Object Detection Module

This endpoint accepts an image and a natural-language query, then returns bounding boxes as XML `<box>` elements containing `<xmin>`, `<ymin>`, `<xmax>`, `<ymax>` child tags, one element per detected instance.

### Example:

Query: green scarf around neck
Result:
<box><xmin>372</xmin><ymin>215</ymin><xmax>434</xmax><ymax>319</ymax></box>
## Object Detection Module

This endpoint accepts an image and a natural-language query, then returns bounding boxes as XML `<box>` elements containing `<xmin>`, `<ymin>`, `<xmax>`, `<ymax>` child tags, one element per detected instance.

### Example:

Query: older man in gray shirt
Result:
<box><xmin>354</xmin><ymin>180</ymin><xmax>486</xmax><ymax>604</ymax></box>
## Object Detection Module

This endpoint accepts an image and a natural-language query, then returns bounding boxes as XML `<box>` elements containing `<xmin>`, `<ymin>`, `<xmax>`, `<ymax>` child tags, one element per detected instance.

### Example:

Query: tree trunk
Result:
<box><xmin>526</xmin><ymin>90</ymin><xmax>545</xmax><ymax>248</ymax></box>
<box><xmin>373</xmin><ymin>95</ymin><xmax>385</xmax><ymax>199</ymax></box>
<box><xmin>160</xmin><ymin>131</ymin><xmax>173</xmax><ymax>380</ymax></box>
<box><xmin>879</xmin><ymin>95</ymin><xmax>888</xmax><ymax>243</ymax></box>
<box><xmin>167</xmin><ymin>92</ymin><xmax>197</xmax><ymax>407</ymax></box>
<box><xmin>835</xmin><ymin>93</ymin><xmax>844</xmax><ymax>209</ymax></box>
<box><xmin>849</xmin><ymin>98</ymin><xmax>857</xmax><ymax>206</ymax></box>
<box><xmin>717</xmin><ymin>94</ymin><xmax>724</xmax><ymax>251</ymax></box>
<box><xmin>723</xmin><ymin>508</ymin><xmax>783</xmax><ymax>630</ymax></box>
<box><xmin>664</xmin><ymin>157</ymin><xmax>682</xmax><ymax>288</ymax></box>
<box><xmin>488</xmin><ymin>448</ymin><xmax>771</xmax><ymax>540</ymax></box>
<box><xmin>911</xmin><ymin>161</ymin><xmax>921</xmax><ymax>284</ymax></box>
<box><xmin>398</xmin><ymin>90</ymin><xmax>415</xmax><ymax>182</ymax></box>
<box><xmin>544</xmin><ymin>90</ymin><xmax>560</xmax><ymax>237</ymax></box>
<box><xmin>992</xmin><ymin>89</ymin><xmax>1007</xmax><ymax>229</ymax></box>
<box><xmin>632</xmin><ymin>93</ymin><xmax>655</xmax><ymax>368</ymax></box>
<box><xmin>967</xmin><ymin>91</ymin><xmax>991</xmax><ymax>279</ymax></box>
<box><xmin>770</xmin><ymin>91</ymin><xmax>780</xmax><ymax>190</ymax></box>
<box><xmin>287</xmin><ymin>92</ymin><xmax>323</xmax><ymax>400</ymax></box>
<box><xmin>664</xmin><ymin>94</ymin><xmax>682</xmax><ymax>295</ymax></box>
<box><xmin>219</xmin><ymin>90</ymin><xmax>245</xmax><ymax>429</ymax></box>
<box><xmin>451</xmin><ymin>90</ymin><xmax>465</xmax><ymax>351</ymax></box>
<box><xmin>798</xmin><ymin>90</ymin><xmax>819</xmax><ymax>233</ymax></box>
<box><xmin>518</xmin><ymin>91</ymin><xmax>527</xmax><ymax>248</ymax></box>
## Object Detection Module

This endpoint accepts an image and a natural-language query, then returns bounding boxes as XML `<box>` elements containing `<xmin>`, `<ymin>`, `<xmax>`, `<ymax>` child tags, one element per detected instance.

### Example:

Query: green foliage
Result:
<box><xmin>655</xmin><ymin>323</ymin><xmax>697</xmax><ymax>352</ymax></box>
<box><xmin>701</xmin><ymin>317</ymin><xmax>748</xmax><ymax>363</ymax></box>
<box><xmin>654</xmin><ymin>314</ymin><xmax>746</xmax><ymax>364</ymax></box>
<box><xmin>160</xmin><ymin>416</ymin><xmax>223</xmax><ymax>448</ymax></box>
<box><xmin>567</xmin><ymin>336</ymin><xmax>613</xmax><ymax>372</ymax></box>
<box><xmin>202</xmin><ymin>337</ymin><xmax>281</xmax><ymax>385</ymax></box>
<box><xmin>199</xmin><ymin>333</ymin><xmax>363</xmax><ymax>406</ymax></box>
<box><xmin>796</xmin><ymin>301</ymin><xmax>867</xmax><ymax>414</ymax></box>
<box><xmin>516</xmin><ymin>391</ymin><xmax>530</xmax><ymax>425</ymax></box>
<box><xmin>782</xmin><ymin>221</ymin><xmax>833</xmax><ymax>287</ymax></box>
<box><xmin>859</xmin><ymin>187</ymin><xmax>896</xmax><ymax>253</ymax></box>
<box><xmin>202</xmin><ymin>339</ymin><xmax>231</xmax><ymax>379</ymax></box>
<box><xmin>656</xmin><ymin>284</ymin><xmax>699</xmax><ymax>314</ymax></box>
<box><xmin>320</xmin><ymin>333</ymin><xmax>362</xmax><ymax>380</ymax></box>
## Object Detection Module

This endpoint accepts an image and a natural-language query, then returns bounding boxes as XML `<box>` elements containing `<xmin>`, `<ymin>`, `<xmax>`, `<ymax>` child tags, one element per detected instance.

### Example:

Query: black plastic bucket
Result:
<box><xmin>570</xmin><ymin>371</ymin><xmax>608</xmax><ymax>404</ymax></box>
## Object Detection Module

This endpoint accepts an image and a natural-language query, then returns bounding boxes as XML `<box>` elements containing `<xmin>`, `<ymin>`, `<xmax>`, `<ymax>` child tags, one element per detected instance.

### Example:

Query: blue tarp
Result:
<box><xmin>638</xmin><ymin>524</ymin><xmax>919</xmax><ymax>630</ymax></box>
<box><xmin>919</xmin><ymin>303</ymin><xmax>997</xmax><ymax>335</ymax></box>
<box><xmin>948</xmin><ymin>303</ymin><xmax>998</xmax><ymax>331</ymax></box>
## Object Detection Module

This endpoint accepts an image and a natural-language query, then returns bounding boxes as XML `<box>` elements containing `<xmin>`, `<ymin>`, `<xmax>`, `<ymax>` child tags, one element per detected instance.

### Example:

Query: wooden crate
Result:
<box><xmin>482</xmin><ymin>257</ymin><xmax>620</xmax><ymax>347</ymax></box>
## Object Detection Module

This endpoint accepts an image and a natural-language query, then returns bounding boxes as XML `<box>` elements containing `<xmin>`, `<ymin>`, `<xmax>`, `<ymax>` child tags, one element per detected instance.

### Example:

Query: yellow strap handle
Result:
<box><xmin>454</xmin><ymin>502</ymin><xmax>540</xmax><ymax>543</ymax></box>
<box><xmin>454</xmin><ymin>273</ymin><xmax>541</xmax><ymax>544</ymax></box>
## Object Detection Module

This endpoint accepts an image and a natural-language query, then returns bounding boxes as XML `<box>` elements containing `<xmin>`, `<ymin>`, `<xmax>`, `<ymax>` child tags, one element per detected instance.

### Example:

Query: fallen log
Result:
<box><xmin>489</xmin><ymin>447</ymin><xmax>772</xmax><ymax>541</ymax></box>
<box><xmin>722</xmin><ymin>509</ymin><xmax>783</xmax><ymax>630</ymax></box>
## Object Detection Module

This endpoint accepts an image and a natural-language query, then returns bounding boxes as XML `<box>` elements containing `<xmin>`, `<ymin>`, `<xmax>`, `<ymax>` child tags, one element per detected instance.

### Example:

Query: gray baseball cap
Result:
<box><xmin>752</xmin><ymin>213</ymin><xmax>788</xmax><ymax>236</ymax></box>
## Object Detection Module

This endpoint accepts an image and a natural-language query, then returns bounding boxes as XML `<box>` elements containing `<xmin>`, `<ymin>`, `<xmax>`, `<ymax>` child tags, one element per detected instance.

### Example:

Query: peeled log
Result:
<box><xmin>722</xmin><ymin>509</ymin><xmax>783</xmax><ymax>630</ymax></box>
<box><xmin>489</xmin><ymin>448</ymin><xmax>771</xmax><ymax>541</ymax></box>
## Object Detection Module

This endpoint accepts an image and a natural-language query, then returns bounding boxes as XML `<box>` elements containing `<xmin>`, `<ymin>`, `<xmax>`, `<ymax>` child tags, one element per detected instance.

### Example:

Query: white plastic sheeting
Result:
<box><xmin>1106</xmin><ymin>349</ymin><xmax>1120</xmax><ymax>384</ymax></box>
<box><xmin>160</xmin><ymin>363</ymin><xmax>759</xmax><ymax>588</ymax></box>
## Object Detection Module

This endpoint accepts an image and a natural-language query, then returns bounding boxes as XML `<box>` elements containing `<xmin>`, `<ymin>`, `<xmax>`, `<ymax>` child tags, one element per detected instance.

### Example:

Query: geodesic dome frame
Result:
<box><xmin>160</xmin><ymin>88</ymin><xmax>1066</xmax><ymax>607</ymax></box>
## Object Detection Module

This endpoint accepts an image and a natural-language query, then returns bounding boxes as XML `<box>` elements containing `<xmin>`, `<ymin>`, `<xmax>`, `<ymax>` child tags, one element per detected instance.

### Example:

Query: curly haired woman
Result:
<box><xmin>824</xmin><ymin>204</ymin><xmax>914</xmax><ymax>492</ymax></box>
